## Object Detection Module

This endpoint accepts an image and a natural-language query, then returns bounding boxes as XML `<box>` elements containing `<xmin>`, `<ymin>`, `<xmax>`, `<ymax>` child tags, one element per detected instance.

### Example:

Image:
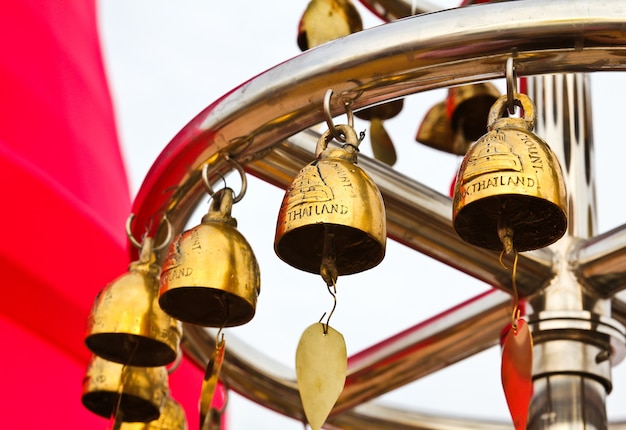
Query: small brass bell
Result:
<box><xmin>85</xmin><ymin>226</ymin><xmax>182</xmax><ymax>367</ymax></box>
<box><xmin>447</xmin><ymin>82</ymin><xmax>501</xmax><ymax>143</ymax></box>
<box><xmin>416</xmin><ymin>100</ymin><xmax>469</xmax><ymax>155</ymax></box>
<box><xmin>159</xmin><ymin>187</ymin><xmax>260</xmax><ymax>327</ymax></box>
<box><xmin>452</xmin><ymin>93</ymin><xmax>568</xmax><ymax>252</ymax></box>
<box><xmin>121</xmin><ymin>396</ymin><xmax>188</xmax><ymax>430</ymax></box>
<box><xmin>297</xmin><ymin>0</ymin><xmax>362</xmax><ymax>51</ymax></box>
<box><xmin>81</xmin><ymin>355</ymin><xmax>169</xmax><ymax>423</ymax></box>
<box><xmin>275</xmin><ymin>124</ymin><xmax>386</xmax><ymax>275</ymax></box>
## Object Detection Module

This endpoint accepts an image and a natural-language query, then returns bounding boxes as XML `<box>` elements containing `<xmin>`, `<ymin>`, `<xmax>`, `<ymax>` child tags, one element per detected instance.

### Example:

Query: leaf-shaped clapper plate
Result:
<box><xmin>501</xmin><ymin>319</ymin><xmax>533</xmax><ymax>430</ymax></box>
<box><xmin>295</xmin><ymin>323</ymin><xmax>347</xmax><ymax>430</ymax></box>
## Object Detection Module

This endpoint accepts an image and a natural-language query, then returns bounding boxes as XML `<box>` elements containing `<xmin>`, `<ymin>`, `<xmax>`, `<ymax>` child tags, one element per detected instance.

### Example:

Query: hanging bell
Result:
<box><xmin>120</xmin><ymin>396</ymin><xmax>188</xmax><ymax>430</ymax></box>
<box><xmin>452</xmin><ymin>93</ymin><xmax>568</xmax><ymax>252</ymax></box>
<box><xmin>416</xmin><ymin>100</ymin><xmax>469</xmax><ymax>155</ymax></box>
<box><xmin>275</xmin><ymin>124</ymin><xmax>386</xmax><ymax>275</ymax></box>
<box><xmin>81</xmin><ymin>355</ymin><xmax>169</xmax><ymax>423</ymax></box>
<box><xmin>297</xmin><ymin>0</ymin><xmax>362</xmax><ymax>51</ymax></box>
<box><xmin>159</xmin><ymin>187</ymin><xmax>260</xmax><ymax>327</ymax></box>
<box><xmin>447</xmin><ymin>82</ymin><xmax>501</xmax><ymax>143</ymax></box>
<box><xmin>85</xmin><ymin>227</ymin><xmax>182</xmax><ymax>367</ymax></box>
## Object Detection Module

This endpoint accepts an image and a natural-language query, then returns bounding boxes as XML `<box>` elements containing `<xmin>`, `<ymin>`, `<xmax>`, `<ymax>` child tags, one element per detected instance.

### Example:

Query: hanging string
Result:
<box><xmin>318</xmin><ymin>280</ymin><xmax>337</xmax><ymax>336</ymax></box>
<box><xmin>109</xmin><ymin>341</ymin><xmax>138</xmax><ymax>430</ymax></box>
<box><xmin>499</xmin><ymin>249</ymin><xmax>521</xmax><ymax>333</ymax></box>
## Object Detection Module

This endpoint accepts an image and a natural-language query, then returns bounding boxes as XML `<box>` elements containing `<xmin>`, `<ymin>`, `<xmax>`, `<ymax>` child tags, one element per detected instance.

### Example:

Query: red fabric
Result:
<box><xmin>0</xmin><ymin>1</ymin><xmax>205</xmax><ymax>428</ymax></box>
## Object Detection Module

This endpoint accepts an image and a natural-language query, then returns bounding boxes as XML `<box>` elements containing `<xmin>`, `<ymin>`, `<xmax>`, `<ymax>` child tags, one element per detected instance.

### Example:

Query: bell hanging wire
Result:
<box><xmin>159</xmin><ymin>158</ymin><xmax>260</xmax><ymax>327</ymax></box>
<box><xmin>452</xmin><ymin>60</ymin><xmax>568</xmax><ymax>253</ymax></box>
<box><xmin>81</xmin><ymin>355</ymin><xmax>169</xmax><ymax>423</ymax></box>
<box><xmin>85</xmin><ymin>215</ymin><xmax>182</xmax><ymax>367</ymax></box>
<box><xmin>274</xmin><ymin>89</ymin><xmax>386</xmax><ymax>277</ymax></box>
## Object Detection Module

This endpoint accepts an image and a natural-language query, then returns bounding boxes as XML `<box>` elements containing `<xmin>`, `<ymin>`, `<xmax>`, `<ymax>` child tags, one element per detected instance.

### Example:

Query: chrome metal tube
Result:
<box><xmin>528</xmin><ymin>375</ymin><xmax>607</xmax><ymax>430</ymax></box>
<box><xmin>574</xmin><ymin>225</ymin><xmax>626</xmax><ymax>298</ymax></box>
<box><xmin>526</xmin><ymin>73</ymin><xmax>625</xmax><ymax>430</ymax></box>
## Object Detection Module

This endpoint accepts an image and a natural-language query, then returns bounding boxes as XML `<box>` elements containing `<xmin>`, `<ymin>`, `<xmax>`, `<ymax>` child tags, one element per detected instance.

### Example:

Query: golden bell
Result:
<box><xmin>415</xmin><ymin>100</ymin><xmax>470</xmax><ymax>155</ymax></box>
<box><xmin>275</xmin><ymin>124</ymin><xmax>386</xmax><ymax>275</ymax></box>
<box><xmin>159</xmin><ymin>188</ymin><xmax>260</xmax><ymax>327</ymax></box>
<box><xmin>297</xmin><ymin>0</ymin><xmax>362</xmax><ymax>51</ymax></box>
<box><xmin>452</xmin><ymin>93</ymin><xmax>568</xmax><ymax>252</ymax></box>
<box><xmin>121</xmin><ymin>396</ymin><xmax>188</xmax><ymax>430</ymax></box>
<box><xmin>85</xmin><ymin>237</ymin><xmax>182</xmax><ymax>367</ymax></box>
<box><xmin>447</xmin><ymin>82</ymin><xmax>501</xmax><ymax>143</ymax></box>
<box><xmin>81</xmin><ymin>355</ymin><xmax>169</xmax><ymax>423</ymax></box>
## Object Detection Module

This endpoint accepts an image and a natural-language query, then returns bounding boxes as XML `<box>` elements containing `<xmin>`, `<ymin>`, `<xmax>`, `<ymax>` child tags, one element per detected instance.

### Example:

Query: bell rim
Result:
<box><xmin>84</xmin><ymin>333</ymin><xmax>179</xmax><ymax>367</ymax></box>
<box><xmin>81</xmin><ymin>391</ymin><xmax>161</xmax><ymax>422</ymax></box>
<box><xmin>453</xmin><ymin>194</ymin><xmax>568</xmax><ymax>252</ymax></box>
<box><xmin>158</xmin><ymin>287</ymin><xmax>257</xmax><ymax>327</ymax></box>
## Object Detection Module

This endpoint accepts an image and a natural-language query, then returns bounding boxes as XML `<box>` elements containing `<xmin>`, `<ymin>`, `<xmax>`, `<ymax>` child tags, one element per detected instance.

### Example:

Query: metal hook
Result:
<box><xmin>510</xmin><ymin>250</ymin><xmax>520</xmax><ymax>332</ymax></box>
<box><xmin>201</xmin><ymin>156</ymin><xmax>248</xmax><ymax>203</ymax></box>
<box><xmin>153</xmin><ymin>214</ymin><xmax>173</xmax><ymax>251</ymax></box>
<box><xmin>126</xmin><ymin>214</ymin><xmax>143</xmax><ymax>250</ymax></box>
<box><xmin>323</xmin><ymin>89</ymin><xmax>354</xmax><ymax>143</ymax></box>
<box><xmin>167</xmin><ymin>346</ymin><xmax>183</xmax><ymax>375</ymax></box>
<box><xmin>125</xmin><ymin>213</ymin><xmax>172</xmax><ymax>251</ymax></box>
<box><xmin>318</xmin><ymin>280</ymin><xmax>337</xmax><ymax>335</ymax></box>
<box><xmin>506</xmin><ymin>57</ymin><xmax>518</xmax><ymax>115</ymax></box>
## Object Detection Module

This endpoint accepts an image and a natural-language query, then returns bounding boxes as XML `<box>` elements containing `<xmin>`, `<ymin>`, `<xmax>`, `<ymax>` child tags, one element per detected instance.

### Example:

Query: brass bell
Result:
<box><xmin>121</xmin><ymin>396</ymin><xmax>188</xmax><ymax>430</ymax></box>
<box><xmin>275</xmin><ymin>124</ymin><xmax>386</xmax><ymax>275</ymax></box>
<box><xmin>159</xmin><ymin>187</ymin><xmax>260</xmax><ymax>327</ymax></box>
<box><xmin>452</xmin><ymin>93</ymin><xmax>568</xmax><ymax>252</ymax></box>
<box><xmin>415</xmin><ymin>100</ymin><xmax>469</xmax><ymax>155</ymax></box>
<box><xmin>81</xmin><ymin>355</ymin><xmax>169</xmax><ymax>423</ymax></box>
<box><xmin>447</xmin><ymin>82</ymin><xmax>501</xmax><ymax>143</ymax></box>
<box><xmin>297</xmin><ymin>0</ymin><xmax>362</xmax><ymax>51</ymax></box>
<box><xmin>85</xmin><ymin>224</ymin><xmax>182</xmax><ymax>367</ymax></box>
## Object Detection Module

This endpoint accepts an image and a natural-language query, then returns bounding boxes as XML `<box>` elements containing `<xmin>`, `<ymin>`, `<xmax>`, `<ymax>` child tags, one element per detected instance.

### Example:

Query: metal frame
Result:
<box><xmin>129</xmin><ymin>1</ymin><xmax>626</xmax><ymax>428</ymax></box>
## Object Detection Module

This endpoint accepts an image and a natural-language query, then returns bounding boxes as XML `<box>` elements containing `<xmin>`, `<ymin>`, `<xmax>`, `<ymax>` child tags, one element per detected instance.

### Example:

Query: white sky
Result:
<box><xmin>97</xmin><ymin>1</ymin><xmax>626</xmax><ymax>428</ymax></box>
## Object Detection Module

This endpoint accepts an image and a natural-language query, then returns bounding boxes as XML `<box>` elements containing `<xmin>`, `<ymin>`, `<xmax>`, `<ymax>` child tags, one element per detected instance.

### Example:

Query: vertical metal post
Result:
<box><xmin>526</xmin><ymin>74</ymin><xmax>621</xmax><ymax>430</ymax></box>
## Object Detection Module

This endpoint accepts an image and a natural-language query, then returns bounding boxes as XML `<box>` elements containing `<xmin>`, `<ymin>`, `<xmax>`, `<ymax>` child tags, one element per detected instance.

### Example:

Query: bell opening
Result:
<box><xmin>275</xmin><ymin>223</ymin><xmax>385</xmax><ymax>275</ymax></box>
<box><xmin>159</xmin><ymin>288</ymin><xmax>255</xmax><ymax>327</ymax></box>
<box><xmin>85</xmin><ymin>333</ymin><xmax>178</xmax><ymax>367</ymax></box>
<box><xmin>81</xmin><ymin>392</ymin><xmax>161</xmax><ymax>422</ymax></box>
<box><xmin>453</xmin><ymin>195</ymin><xmax>567</xmax><ymax>252</ymax></box>
<box><xmin>451</xmin><ymin>94</ymin><xmax>499</xmax><ymax>142</ymax></box>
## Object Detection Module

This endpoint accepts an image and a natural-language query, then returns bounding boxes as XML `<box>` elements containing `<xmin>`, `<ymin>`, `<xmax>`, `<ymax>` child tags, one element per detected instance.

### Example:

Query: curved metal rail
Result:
<box><xmin>129</xmin><ymin>0</ymin><xmax>626</xmax><ymax>428</ymax></box>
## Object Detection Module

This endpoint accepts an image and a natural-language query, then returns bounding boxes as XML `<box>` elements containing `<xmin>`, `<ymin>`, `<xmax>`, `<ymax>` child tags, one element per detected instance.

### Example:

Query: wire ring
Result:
<box><xmin>125</xmin><ymin>213</ymin><xmax>172</xmax><ymax>251</ymax></box>
<box><xmin>126</xmin><ymin>214</ymin><xmax>143</xmax><ymax>249</ymax></box>
<box><xmin>506</xmin><ymin>57</ymin><xmax>517</xmax><ymax>115</ymax></box>
<box><xmin>323</xmin><ymin>89</ymin><xmax>354</xmax><ymax>142</ymax></box>
<box><xmin>201</xmin><ymin>157</ymin><xmax>248</xmax><ymax>204</ymax></box>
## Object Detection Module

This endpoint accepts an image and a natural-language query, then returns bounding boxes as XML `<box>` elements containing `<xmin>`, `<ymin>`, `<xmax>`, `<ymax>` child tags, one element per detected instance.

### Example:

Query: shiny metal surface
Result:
<box><xmin>524</xmin><ymin>74</ymin><xmax>625</xmax><ymax>429</ymax></box>
<box><xmin>127</xmin><ymin>1</ymin><xmax>626</xmax><ymax>428</ymax></box>
<box><xmin>529</xmin><ymin>375</ymin><xmax>607</xmax><ymax>430</ymax></box>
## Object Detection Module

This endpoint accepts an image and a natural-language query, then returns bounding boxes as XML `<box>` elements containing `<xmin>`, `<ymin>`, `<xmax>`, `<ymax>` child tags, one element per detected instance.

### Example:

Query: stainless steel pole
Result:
<box><xmin>527</xmin><ymin>74</ymin><xmax>625</xmax><ymax>430</ymax></box>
